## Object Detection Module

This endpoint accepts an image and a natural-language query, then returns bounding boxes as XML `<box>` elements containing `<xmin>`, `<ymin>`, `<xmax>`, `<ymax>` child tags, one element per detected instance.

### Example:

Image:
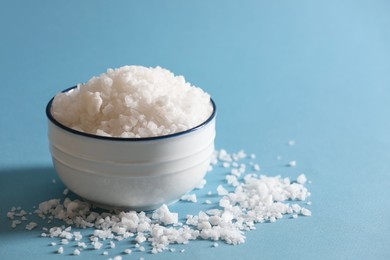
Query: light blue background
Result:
<box><xmin>1</xmin><ymin>0</ymin><xmax>390</xmax><ymax>259</ymax></box>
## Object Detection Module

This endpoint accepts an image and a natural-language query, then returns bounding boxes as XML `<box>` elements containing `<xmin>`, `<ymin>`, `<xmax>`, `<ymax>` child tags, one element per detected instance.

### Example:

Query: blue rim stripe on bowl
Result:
<box><xmin>46</xmin><ymin>86</ymin><xmax>217</xmax><ymax>141</ymax></box>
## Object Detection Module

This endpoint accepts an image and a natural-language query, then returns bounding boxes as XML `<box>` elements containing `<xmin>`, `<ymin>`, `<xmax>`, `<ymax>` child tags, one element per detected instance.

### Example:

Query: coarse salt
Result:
<box><xmin>51</xmin><ymin>66</ymin><xmax>213</xmax><ymax>138</ymax></box>
<box><xmin>8</xmin><ymin>148</ymin><xmax>311</xmax><ymax>256</ymax></box>
<box><xmin>181</xmin><ymin>194</ymin><xmax>197</xmax><ymax>203</ymax></box>
<box><xmin>288</xmin><ymin>160</ymin><xmax>297</xmax><ymax>167</ymax></box>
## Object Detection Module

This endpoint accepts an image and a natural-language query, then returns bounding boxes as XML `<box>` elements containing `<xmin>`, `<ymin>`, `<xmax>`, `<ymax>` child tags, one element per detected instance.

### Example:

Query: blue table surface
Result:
<box><xmin>1</xmin><ymin>1</ymin><xmax>390</xmax><ymax>259</ymax></box>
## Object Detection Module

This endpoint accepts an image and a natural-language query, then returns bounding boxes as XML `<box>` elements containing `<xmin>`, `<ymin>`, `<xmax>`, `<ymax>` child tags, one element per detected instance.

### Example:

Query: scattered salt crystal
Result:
<box><xmin>307</xmin><ymin>201</ymin><xmax>312</xmax><ymax>205</ymax></box>
<box><xmin>288</xmin><ymin>140</ymin><xmax>295</xmax><ymax>146</ymax></box>
<box><xmin>102</xmin><ymin>251</ymin><xmax>108</xmax><ymax>256</ymax></box>
<box><xmin>135</xmin><ymin>233</ymin><xmax>146</xmax><ymax>244</ymax></box>
<box><xmin>213</xmin><ymin>242</ymin><xmax>219</xmax><ymax>247</ymax></box>
<box><xmin>204</xmin><ymin>200</ymin><xmax>212</xmax><ymax>205</ymax></box>
<box><xmin>63</xmin><ymin>189</ymin><xmax>69</xmax><ymax>196</ymax></box>
<box><xmin>93</xmin><ymin>241</ymin><xmax>103</xmax><ymax>250</ymax></box>
<box><xmin>124</xmin><ymin>249</ymin><xmax>132</xmax><ymax>254</ymax></box>
<box><xmin>113</xmin><ymin>256</ymin><xmax>122</xmax><ymax>260</ymax></box>
<box><xmin>300</xmin><ymin>208</ymin><xmax>312</xmax><ymax>216</ymax></box>
<box><xmin>74</xmin><ymin>231</ymin><xmax>82</xmax><ymax>241</ymax></box>
<box><xmin>57</xmin><ymin>247</ymin><xmax>64</xmax><ymax>254</ymax></box>
<box><xmin>50</xmin><ymin>242</ymin><xmax>57</xmax><ymax>246</ymax></box>
<box><xmin>7</xmin><ymin>212</ymin><xmax>15</xmax><ymax>219</ymax></box>
<box><xmin>73</xmin><ymin>249</ymin><xmax>81</xmax><ymax>255</ymax></box>
<box><xmin>180</xmin><ymin>249</ymin><xmax>185</xmax><ymax>253</ymax></box>
<box><xmin>216</xmin><ymin>185</ymin><xmax>228</xmax><ymax>196</ymax></box>
<box><xmin>253</xmin><ymin>164</ymin><xmax>260</xmax><ymax>171</ymax></box>
<box><xmin>250</xmin><ymin>154</ymin><xmax>256</xmax><ymax>159</ymax></box>
<box><xmin>77</xmin><ymin>242</ymin><xmax>87</xmax><ymax>249</ymax></box>
<box><xmin>6</xmin><ymin>148</ymin><xmax>311</xmax><ymax>256</ymax></box>
<box><xmin>152</xmin><ymin>204</ymin><xmax>178</xmax><ymax>225</ymax></box>
<box><xmin>110</xmin><ymin>241</ymin><xmax>116</xmax><ymax>249</ymax></box>
<box><xmin>25</xmin><ymin>222</ymin><xmax>37</xmax><ymax>230</ymax></box>
<box><xmin>297</xmin><ymin>174</ymin><xmax>307</xmax><ymax>184</ymax></box>
<box><xmin>195</xmin><ymin>179</ymin><xmax>207</xmax><ymax>189</ymax></box>
<box><xmin>181</xmin><ymin>194</ymin><xmax>197</xmax><ymax>203</ymax></box>
<box><xmin>288</xmin><ymin>160</ymin><xmax>297</xmax><ymax>167</ymax></box>
<box><xmin>223</xmin><ymin>162</ymin><xmax>230</xmax><ymax>168</ymax></box>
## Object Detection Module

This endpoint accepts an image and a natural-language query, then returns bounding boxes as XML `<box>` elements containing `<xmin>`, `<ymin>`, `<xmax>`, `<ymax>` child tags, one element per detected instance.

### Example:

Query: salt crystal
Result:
<box><xmin>63</xmin><ymin>189</ymin><xmax>69</xmax><ymax>196</ymax></box>
<box><xmin>297</xmin><ymin>174</ymin><xmax>307</xmax><ymax>184</ymax></box>
<box><xmin>181</xmin><ymin>194</ymin><xmax>197</xmax><ymax>203</ymax></box>
<box><xmin>288</xmin><ymin>140</ymin><xmax>295</xmax><ymax>146</ymax></box>
<box><xmin>135</xmin><ymin>233</ymin><xmax>146</xmax><ymax>244</ymax></box>
<box><xmin>93</xmin><ymin>241</ymin><xmax>103</xmax><ymax>250</ymax></box>
<box><xmin>110</xmin><ymin>241</ymin><xmax>116</xmax><ymax>248</ymax></box>
<box><xmin>77</xmin><ymin>242</ymin><xmax>87</xmax><ymax>248</ymax></box>
<box><xmin>7</xmin><ymin>212</ymin><xmax>15</xmax><ymax>219</ymax></box>
<box><xmin>195</xmin><ymin>179</ymin><xmax>207</xmax><ymax>189</ymax></box>
<box><xmin>204</xmin><ymin>200</ymin><xmax>212</xmax><ymax>205</ymax></box>
<box><xmin>57</xmin><ymin>247</ymin><xmax>64</xmax><ymax>254</ymax></box>
<box><xmin>288</xmin><ymin>160</ymin><xmax>297</xmax><ymax>167</ymax></box>
<box><xmin>152</xmin><ymin>204</ymin><xmax>178</xmax><ymax>225</ymax></box>
<box><xmin>124</xmin><ymin>249</ymin><xmax>132</xmax><ymax>254</ymax></box>
<box><xmin>25</xmin><ymin>222</ymin><xmax>37</xmax><ymax>230</ymax></box>
<box><xmin>73</xmin><ymin>249</ymin><xmax>81</xmax><ymax>255</ymax></box>
<box><xmin>216</xmin><ymin>185</ymin><xmax>228</xmax><ymax>196</ymax></box>
<box><xmin>223</xmin><ymin>162</ymin><xmax>230</xmax><ymax>168</ymax></box>
<box><xmin>11</xmin><ymin>220</ymin><xmax>20</xmax><ymax>228</ymax></box>
<box><xmin>300</xmin><ymin>208</ymin><xmax>312</xmax><ymax>216</ymax></box>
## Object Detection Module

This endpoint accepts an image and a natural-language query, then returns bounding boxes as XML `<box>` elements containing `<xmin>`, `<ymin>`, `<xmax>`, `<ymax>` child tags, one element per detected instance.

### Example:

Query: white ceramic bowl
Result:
<box><xmin>46</xmin><ymin>86</ymin><xmax>216</xmax><ymax>211</ymax></box>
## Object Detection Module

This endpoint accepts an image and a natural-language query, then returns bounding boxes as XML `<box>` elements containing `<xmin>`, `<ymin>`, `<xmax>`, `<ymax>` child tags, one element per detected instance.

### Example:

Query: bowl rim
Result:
<box><xmin>46</xmin><ymin>85</ymin><xmax>216</xmax><ymax>141</ymax></box>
